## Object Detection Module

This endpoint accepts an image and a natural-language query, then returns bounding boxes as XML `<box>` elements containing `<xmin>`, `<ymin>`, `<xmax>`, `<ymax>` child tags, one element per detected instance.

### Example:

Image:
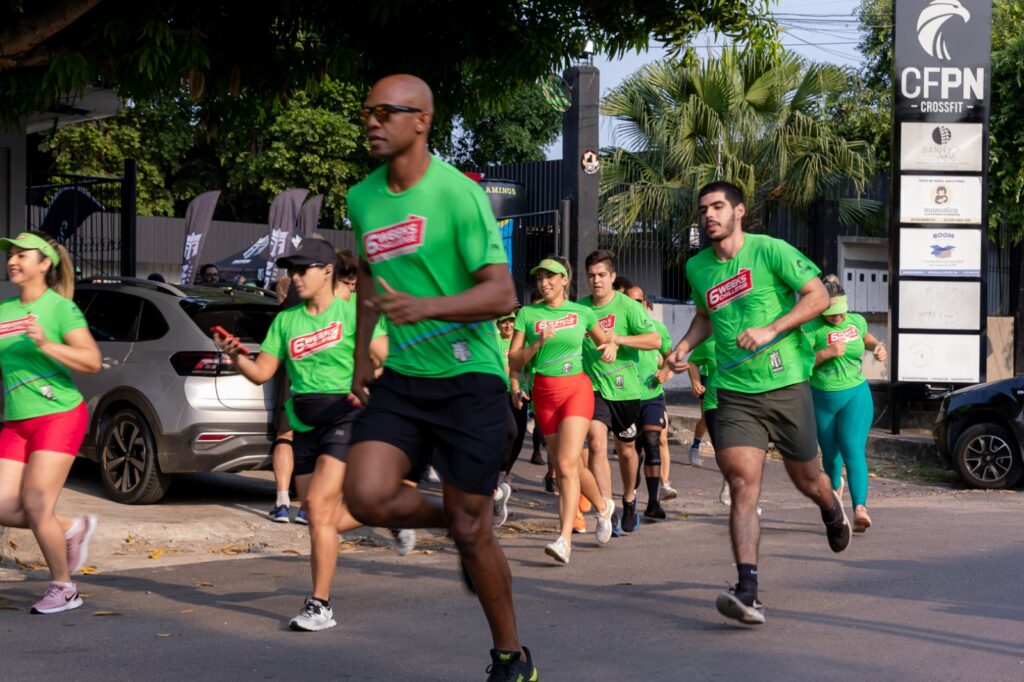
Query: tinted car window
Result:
<box><xmin>180</xmin><ymin>301</ymin><xmax>277</xmax><ymax>344</ymax></box>
<box><xmin>84</xmin><ymin>291</ymin><xmax>142</xmax><ymax>342</ymax></box>
<box><xmin>137</xmin><ymin>300</ymin><xmax>169</xmax><ymax>341</ymax></box>
<box><xmin>73</xmin><ymin>290</ymin><xmax>95</xmax><ymax>314</ymax></box>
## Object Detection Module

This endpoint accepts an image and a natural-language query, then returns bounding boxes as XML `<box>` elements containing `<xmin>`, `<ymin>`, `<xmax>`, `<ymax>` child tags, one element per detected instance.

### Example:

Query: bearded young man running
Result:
<box><xmin>579</xmin><ymin>250</ymin><xmax>661</xmax><ymax>535</ymax></box>
<box><xmin>342</xmin><ymin>74</ymin><xmax>537</xmax><ymax>681</ymax></box>
<box><xmin>665</xmin><ymin>181</ymin><xmax>851</xmax><ymax>627</ymax></box>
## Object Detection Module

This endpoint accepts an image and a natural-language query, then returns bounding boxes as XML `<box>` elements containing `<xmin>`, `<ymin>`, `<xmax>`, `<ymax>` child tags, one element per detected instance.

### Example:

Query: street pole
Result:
<box><xmin>561</xmin><ymin>64</ymin><xmax>600</xmax><ymax>293</ymax></box>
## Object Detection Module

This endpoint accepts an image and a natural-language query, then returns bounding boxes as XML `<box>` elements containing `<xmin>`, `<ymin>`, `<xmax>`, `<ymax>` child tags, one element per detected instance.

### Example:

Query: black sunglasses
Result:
<box><xmin>286</xmin><ymin>262</ymin><xmax>326</xmax><ymax>277</ymax></box>
<box><xmin>359</xmin><ymin>103</ymin><xmax>423</xmax><ymax>123</ymax></box>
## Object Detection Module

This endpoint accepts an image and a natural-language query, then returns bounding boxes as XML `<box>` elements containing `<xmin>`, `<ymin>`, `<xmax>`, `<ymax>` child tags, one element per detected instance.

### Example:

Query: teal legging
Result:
<box><xmin>811</xmin><ymin>382</ymin><xmax>873</xmax><ymax>507</ymax></box>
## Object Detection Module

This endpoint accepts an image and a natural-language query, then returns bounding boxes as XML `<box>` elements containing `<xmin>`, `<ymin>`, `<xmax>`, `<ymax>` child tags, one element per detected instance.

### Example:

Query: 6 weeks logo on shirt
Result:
<box><xmin>706</xmin><ymin>270</ymin><xmax>753</xmax><ymax>311</ymax></box>
<box><xmin>290</xmin><ymin>322</ymin><xmax>343</xmax><ymax>360</ymax></box>
<box><xmin>535</xmin><ymin>313</ymin><xmax>578</xmax><ymax>334</ymax></box>
<box><xmin>827</xmin><ymin>325</ymin><xmax>860</xmax><ymax>345</ymax></box>
<box><xmin>597</xmin><ymin>314</ymin><xmax>616</xmax><ymax>330</ymax></box>
<box><xmin>0</xmin><ymin>315</ymin><xmax>35</xmax><ymax>339</ymax></box>
<box><xmin>363</xmin><ymin>215</ymin><xmax>427</xmax><ymax>263</ymax></box>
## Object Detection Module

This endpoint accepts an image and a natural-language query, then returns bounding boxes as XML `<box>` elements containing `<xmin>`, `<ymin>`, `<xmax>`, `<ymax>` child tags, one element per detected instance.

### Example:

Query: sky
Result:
<box><xmin>547</xmin><ymin>0</ymin><xmax>865</xmax><ymax>158</ymax></box>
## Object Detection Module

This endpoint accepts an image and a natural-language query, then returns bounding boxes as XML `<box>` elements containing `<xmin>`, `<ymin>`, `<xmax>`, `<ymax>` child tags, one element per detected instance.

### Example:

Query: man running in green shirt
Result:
<box><xmin>665</xmin><ymin>181</ymin><xmax>851</xmax><ymax>627</ymax></box>
<box><xmin>580</xmin><ymin>250</ymin><xmax>661</xmax><ymax>534</ymax></box>
<box><xmin>342</xmin><ymin>74</ymin><xmax>536</xmax><ymax>681</ymax></box>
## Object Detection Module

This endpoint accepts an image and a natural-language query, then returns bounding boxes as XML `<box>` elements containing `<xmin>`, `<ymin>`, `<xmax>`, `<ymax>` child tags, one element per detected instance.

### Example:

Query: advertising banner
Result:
<box><xmin>261</xmin><ymin>188</ymin><xmax>309</xmax><ymax>289</ymax></box>
<box><xmin>178</xmin><ymin>190</ymin><xmax>221</xmax><ymax>285</ymax></box>
<box><xmin>900</xmin><ymin>122</ymin><xmax>983</xmax><ymax>171</ymax></box>
<box><xmin>898</xmin><ymin>227</ymin><xmax>981</xmax><ymax>276</ymax></box>
<box><xmin>898</xmin><ymin>333</ymin><xmax>980</xmax><ymax>383</ymax></box>
<box><xmin>899</xmin><ymin>175</ymin><xmax>982</xmax><ymax>224</ymax></box>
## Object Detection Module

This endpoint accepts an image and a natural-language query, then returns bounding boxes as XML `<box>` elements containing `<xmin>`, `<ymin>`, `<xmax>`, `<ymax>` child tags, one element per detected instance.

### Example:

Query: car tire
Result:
<box><xmin>952</xmin><ymin>422</ymin><xmax>1024</xmax><ymax>489</ymax></box>
<box><xmin>99</xmin><ymin>408</ymin><xmax>171</xmax><ymax>504</ymax></box>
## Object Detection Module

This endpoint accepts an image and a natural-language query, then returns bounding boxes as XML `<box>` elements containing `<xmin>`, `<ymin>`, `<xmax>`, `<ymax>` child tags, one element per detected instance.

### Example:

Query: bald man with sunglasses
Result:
<box><xmin>343</xmin><ymin>75</ymin><xmax>538</xmax><ymax>681</ymax></box>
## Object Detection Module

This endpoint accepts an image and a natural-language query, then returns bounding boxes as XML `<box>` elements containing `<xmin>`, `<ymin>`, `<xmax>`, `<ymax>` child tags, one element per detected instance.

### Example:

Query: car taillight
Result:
<box><xmin>169</xmin><ymin>351</ymin><xmax>239</xmax><ymax>376</ymax></box>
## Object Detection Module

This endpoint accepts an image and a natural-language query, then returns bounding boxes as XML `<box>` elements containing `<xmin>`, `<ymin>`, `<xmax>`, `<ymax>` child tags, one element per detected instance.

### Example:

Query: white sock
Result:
<box><xmin>64</xmin><ymin>517</ymin><xmax>82</xmax><ymax>539</ymax></box>
<box><xmin>276</xmin><ymin>491</ymin><xmax>290</xmax><ymax>507</ymax></box>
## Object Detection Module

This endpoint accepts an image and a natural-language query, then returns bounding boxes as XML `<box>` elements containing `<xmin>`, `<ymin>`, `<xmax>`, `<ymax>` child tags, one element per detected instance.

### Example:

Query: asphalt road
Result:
<box><xmin>1</xmin><ymin>453</ymin><xmax>1023</xmax><ymax>681</ymax></box>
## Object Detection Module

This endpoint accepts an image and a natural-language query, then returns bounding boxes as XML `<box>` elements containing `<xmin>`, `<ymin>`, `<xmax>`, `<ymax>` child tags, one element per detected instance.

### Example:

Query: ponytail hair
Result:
<box><xmin>26</xmin><ymin>230</ymin><xmax>75</xmax><ymax>299</ymax></box>
<box><xmin>822</xmin><ymin>273</ymin><xmax>844</xmax><ymax>299</ymax></box>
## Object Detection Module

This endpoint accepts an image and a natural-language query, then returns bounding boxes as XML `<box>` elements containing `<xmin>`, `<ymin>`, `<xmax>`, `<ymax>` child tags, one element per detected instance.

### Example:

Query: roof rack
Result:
<box><xmin>75</xmin><ymin>276</ymin><xmax>187</xmax><ymax>297</ymax></box>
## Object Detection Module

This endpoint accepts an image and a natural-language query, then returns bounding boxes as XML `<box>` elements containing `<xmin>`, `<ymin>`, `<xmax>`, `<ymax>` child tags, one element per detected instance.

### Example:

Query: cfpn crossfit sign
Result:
<box><xmin>890</xmin><ymin>0</ymin><xmax>991</xmax><ymax>386</ymax></box>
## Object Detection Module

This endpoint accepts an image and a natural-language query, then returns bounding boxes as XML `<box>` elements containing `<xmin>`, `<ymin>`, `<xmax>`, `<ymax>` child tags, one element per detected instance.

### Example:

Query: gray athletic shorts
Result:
<box><xmin>715</xmin><ymin>382</ymin><xmax>818</xmax><ymax>462</ymax></box>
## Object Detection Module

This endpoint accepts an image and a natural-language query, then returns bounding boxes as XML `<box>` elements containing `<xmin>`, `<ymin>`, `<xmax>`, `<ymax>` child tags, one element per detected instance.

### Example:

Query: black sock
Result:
<box><xmin>737</xmin><ymin>563</ymin><xmax>758</xmax><ymax>599</ymax></box>
<box><xmin>822</xmin><ymin>498</ymin><xmax>843</xmax><ymax>525</ymax></box>
<box><xmin>645</xmin><ymin>476</ymin><xmax>660</xmax><ymax>507</ymax></box>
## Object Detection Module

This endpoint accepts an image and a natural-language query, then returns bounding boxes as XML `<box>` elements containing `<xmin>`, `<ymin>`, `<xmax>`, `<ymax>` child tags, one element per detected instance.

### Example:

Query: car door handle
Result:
<box><xmin>102</xmin><ymin>356</ymin><xmax>119</xmax><ymax>369</ymax></box>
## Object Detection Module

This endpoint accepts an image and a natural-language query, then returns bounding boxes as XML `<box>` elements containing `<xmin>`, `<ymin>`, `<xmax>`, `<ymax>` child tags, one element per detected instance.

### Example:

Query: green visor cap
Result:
<box><xmin>822</xmin><ymin>295</ymin><xmax>848</xmax><ymax>316</ymax></box>
<box><xmin>0</xmin><ymin>232</ymin><xmax>60</xmax><ymax>266</ymax></box>
<box><xmin>529</xmin><ymin>258</ymin><xmax>568</xmax><ymax>277</ymax></box>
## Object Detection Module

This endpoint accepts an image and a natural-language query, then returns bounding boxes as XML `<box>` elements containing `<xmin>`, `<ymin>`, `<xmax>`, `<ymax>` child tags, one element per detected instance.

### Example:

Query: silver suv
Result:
<box><xmin>1</xmin><ymin>278</ymin><xmax>280</xmax><ymax>503</ymax></box>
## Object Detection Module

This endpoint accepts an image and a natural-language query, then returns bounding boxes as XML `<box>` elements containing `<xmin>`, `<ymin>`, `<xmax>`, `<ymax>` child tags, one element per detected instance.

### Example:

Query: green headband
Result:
<box><xmin>822</xmin><ymin>295</ymin><xmax>848</xmax><ymax>316</ymax></box>
<box><xmin>0</xmin><ymin>232</ymin><xmax>60</xmax><ymax>266</ymax></box>
<box><xmin>529</xmin><ymin>258</ymin><xmax>568</xmax><ymax>277</ymax></box>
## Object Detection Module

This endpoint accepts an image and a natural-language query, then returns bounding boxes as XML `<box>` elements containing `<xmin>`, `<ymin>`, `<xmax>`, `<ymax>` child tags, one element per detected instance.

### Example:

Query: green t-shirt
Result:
<box><xmin>804</xmin><ymin>312</ymin><xmax>869</xmax><ymax>392</ymax></box>
<box><xmin>371</xmin><ymin>316</ymin><xmax>388</xmax><ymax>340</ymax></box>
<box><xmin>638</xmin><ymin>318</ymin><xmax>672</xmax><ymax>401</ymax></box>
<box><xmin>580</xmin><ymin>291</ymin><xmax>655</xmax><ymax>400</ymax></box>
<box><xmin>687</xmin><ymin>337</ymin><xmax>716</xmax><ymax>378</ymax></box>
<box><xmin>685</xmin><ymin>234</ymin><xmax>819</xmax><ymax>395</ymax></box>
<box><xmin>348</xmin><ymin>157</ymin><xmax>508</xmax><ymax>383</ymax></box>
<box><xmin>704</xmin><ymin>374</ymin><xmax>719</xmax><ymax>411</ymax></box>
<box><xmin>513</xmin><ymin>301</ymin><xmax>598</xmax><ymax>377</ymax></box>
<box><xmin>0</xmin><ymin>289</ymin><xmax>88</xmax><ymax>420</ymax></box>
<box><xmin>261</xmin><ymin>296</ymin><xmax>356</xmax><ymax>430</ymax></box>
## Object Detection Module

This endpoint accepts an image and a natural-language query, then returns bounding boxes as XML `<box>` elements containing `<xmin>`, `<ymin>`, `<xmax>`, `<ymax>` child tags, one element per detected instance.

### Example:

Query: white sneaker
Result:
<box><xmin>390</xmin><ymin>528</ymin><xmax>416</xmax><ymax>556</ymax></box>
<box><xmin>659</xmin><ymin>483</ymin><xmax>678</xmax><ymax>501</ymax></box>
<box><xmin>719</xmin><ymin>479</ymin><xmax>731</xmax><ymax>506</ymax></box>
<box><xmin>425</xmin><ymin>466</ymin><xmax>441</xmax><ymax>483</ymax></box>
<box><xmin>688</xmin><ymin>446</ymin><xmax>702</xmax><ymax>466</ymax></box>
<box><xmin>493</xmin><ymin>482</ymin><xmax>512</xmax><ymax>527</ymax></box>
<box><xmin>544</xmin><ymin>536</ymin><xmax>571</xmax><ymax>564</ymax></box>
<box><xmin>289</xmin><ymin>597</ymin><xmax>336</xmax><ymax>631</ymax></box>
<box><xmin>595</xmin><ymin>497</ymin><xmax>616</xmax><ymax>544</ymax></box>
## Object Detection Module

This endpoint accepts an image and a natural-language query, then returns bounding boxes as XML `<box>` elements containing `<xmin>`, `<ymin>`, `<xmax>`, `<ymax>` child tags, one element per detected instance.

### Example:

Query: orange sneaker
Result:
<box><xmin>578</xmin><ymin>494</ymin><xmax>592</xmax><ymax>514</ymax></box>
<box><xmin>572</xmin><ymin>510</ymin><xmax>587</xmax><ymax>534</ymax></box>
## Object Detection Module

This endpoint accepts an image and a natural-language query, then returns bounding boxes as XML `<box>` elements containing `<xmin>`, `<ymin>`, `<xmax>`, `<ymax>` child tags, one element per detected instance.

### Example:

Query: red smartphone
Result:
<box><xmin>211</xmin><ymin>325</ymin><xmax>233</xmax><ymax>340</ymax></box>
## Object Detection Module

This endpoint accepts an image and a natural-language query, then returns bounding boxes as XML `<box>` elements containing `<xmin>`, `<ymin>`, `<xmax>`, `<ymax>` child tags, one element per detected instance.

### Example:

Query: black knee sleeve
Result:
<box><xmin>641</xmin><ymin>430</ymin><xmax>661</xmax><ymax>466</ymax></box>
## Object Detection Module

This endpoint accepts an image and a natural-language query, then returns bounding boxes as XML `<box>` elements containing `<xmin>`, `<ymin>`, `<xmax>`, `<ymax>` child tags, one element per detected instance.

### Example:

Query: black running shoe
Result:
<box><xmin>610</xmin><ymin>511</ymin><xmax>622</xmax><ymax>538</ymax></box>
<box><xmin>716</xmin><ymin>585</ymin><xmax>765</xmax><ymax>625</ymax></box>
<box><xmin>821</xmin><ymin>491</ymin><xmax>852</xmax><ymax>553</ymax></box>
<box><xmin>643</xmin><ymin>502</ymin><xmax>666</xmax><ymax>520</ymax></box>
<box><xmin>543</xmin><ymin>474</ymin><xmax>557</xmax><ymax>495</ymax></box>
<box><xmin>621</xmin><ymin>498</ymin><xmax>640</xmax><ymax>533</ymax></box>
<box><xmin>530</xmin><ymin>450</ymin><xmax>545</xmax><ymax>466</ymax></box>
<box><xmin>486</xmin><ymin>646</ymin><xmax>538</xmax><ymax>682</ymax></box>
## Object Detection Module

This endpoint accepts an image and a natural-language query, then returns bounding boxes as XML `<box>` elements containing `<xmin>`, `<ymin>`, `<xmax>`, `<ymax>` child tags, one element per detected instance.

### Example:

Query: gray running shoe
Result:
<box><xmin>390</xmin><ymin>528</ymin><xmax>416</xmax><ymax>556</ymax></box>
<box><xmin>822</xmin><ymin>490</ymin><xmax>852</xmax><ymax>553</ymax></box>
<box><xmin>689</xmin><ymin>446</ymin><xmax>702</xmax><ymax>466</ymax></box>
<box><xmin>289</xmin><ymin>597</ymin><xmax>336</xmax><ymax>631</ymax></box>
<box><xmin>493</xmin><ymin>482</ymin><xmax>512</xmax><ymax>527</ymax></box>
<box><xmin>719</xmin><ymin>479</ymin><xmax>732</xmax><ymax>506</ymax></box>
<box><xmin>595</xmin><ymin>497</ymin><xmax>615</xmax><ymax>544</ymax></box>
<box><xmin>716</xmin><ymin>586</ymin><xmax>765</xmax><ymax>625</ymax></box>
<box><xmin>659</xmin><ymin>483</ymin><xmax>678</xmax><ymax>501</ymax></box>
<box><xmin>544</xmin><ymin>536</ymin><xmax>571</xmax><ymax>564</ymax></box>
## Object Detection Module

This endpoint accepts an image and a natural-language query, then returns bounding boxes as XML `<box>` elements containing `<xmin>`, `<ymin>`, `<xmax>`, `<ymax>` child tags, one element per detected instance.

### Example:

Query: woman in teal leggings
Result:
<box><xmin>803</xmin><ymin>275</ymin><xmax>887</xmax><ymax>532</ymax></box>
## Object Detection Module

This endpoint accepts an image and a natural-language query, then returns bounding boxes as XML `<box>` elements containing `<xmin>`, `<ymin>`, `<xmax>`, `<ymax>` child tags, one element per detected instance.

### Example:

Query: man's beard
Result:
<box><xmin>706</xmin><ymin>216</ymin><xmax>734</xmax><ymax>242</ymax></box>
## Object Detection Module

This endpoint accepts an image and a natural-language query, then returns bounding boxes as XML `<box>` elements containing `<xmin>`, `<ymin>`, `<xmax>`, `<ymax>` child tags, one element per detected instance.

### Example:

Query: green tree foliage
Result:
<box><xmin>39</xmin><ymin>78</ymin><xmax>372</xmax><ymax>222</ymax></box>
<box><xmin>600</xmin><ymin>48</ymin><xmax>879</xmax><ymax>238</ymax></box>
<box><xmin>0</xmin><ymin>1</ymin><xmax>777</xmax><ymax>127</ymax></box>
<box><xmin>445</xmin><ymin>84</ymin><xmax>563</xmax><ymax>167</ymax></box>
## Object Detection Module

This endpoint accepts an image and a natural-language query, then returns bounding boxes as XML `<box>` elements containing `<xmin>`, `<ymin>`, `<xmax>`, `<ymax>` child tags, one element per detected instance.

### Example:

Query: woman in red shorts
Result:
<box><xmin>0</xmin><ymin>231</ymin><xmax>101</xmax><ymax>614</ymax></box>
<box><xmin>509</xmin><ymin>257</ymin><xmax>617</xmax><ymax>564</ymax></box>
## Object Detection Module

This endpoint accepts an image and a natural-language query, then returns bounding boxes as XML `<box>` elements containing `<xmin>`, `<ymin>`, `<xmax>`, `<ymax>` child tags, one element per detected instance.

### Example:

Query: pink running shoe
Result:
<box><xmin>65</xmin><ymin>514</ymin><xmax>98</xmax><ymax>574</ymax></box>
<box><xmin>31</xmin><ymin>582</ymin><xmax>83</xmax><ymax>614</ymax></box>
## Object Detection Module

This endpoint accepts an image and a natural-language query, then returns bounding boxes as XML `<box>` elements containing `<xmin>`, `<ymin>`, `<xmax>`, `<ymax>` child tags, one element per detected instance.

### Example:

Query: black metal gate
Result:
<box><xmin>25</xmin><ymin>159</ymin><xmax>137</xmax><ymax>278</ymax></box>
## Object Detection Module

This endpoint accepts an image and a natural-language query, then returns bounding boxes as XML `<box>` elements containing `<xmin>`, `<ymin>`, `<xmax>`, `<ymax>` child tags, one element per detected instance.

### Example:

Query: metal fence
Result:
<box><xmin>26</xmin><ymin>160</ymin><xmax>137</xmax><ymax>278</ymax></box>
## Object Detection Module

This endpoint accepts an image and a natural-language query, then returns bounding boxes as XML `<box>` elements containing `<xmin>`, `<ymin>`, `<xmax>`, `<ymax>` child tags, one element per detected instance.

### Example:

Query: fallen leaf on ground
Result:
<box><xmin>8</xmin><ymin>540</ymin><xmax>17</xmax><ymax>550</ymax></box>
<box><xmin>180</xmin><ymin>608</ymin><xmax>195</xmax><ymax>613</ymax></box>
<box><xmin>148</xmin><ymin>549</ymin><xmax>165</xmax><ymax>560</ymax></box>
<box><xmin>92</xmin><ymin>611</ymin><xmax>122</xmax><ymax>617</ymax></box>
<box><xmin>156</xmin><ymin>633</ymin><xmax>173</xmax><ymax>637</ymax></box>
<box><xmin>281</xmin><ymin>549</ymin><xmax>301</xmax><ymax>555</ymax></box>
<box><xmin>0</xmin><ymin>604</ymin><xmax>21</xmax><ymax>611</ymax></box>
<box><xmin>15</xmin><ymin>559</ymin><xmax>46</xmax><ymax>570</ymax></box>
<box><xmin>78</xmin><ymin>566</ymin><xmax>98</xmax><ymax>575</ymax></box>
<box><xmin>197</xmin><ymin>581</ymin><xmax>215</xmax><ymax>587</ymax></box>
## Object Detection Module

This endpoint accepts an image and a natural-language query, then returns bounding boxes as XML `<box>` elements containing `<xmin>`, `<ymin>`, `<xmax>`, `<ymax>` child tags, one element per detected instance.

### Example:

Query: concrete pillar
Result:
<box><xmin>561</xmin><ymin>65</ymin><xmax>600</xmax><ymax>292</ymax></box>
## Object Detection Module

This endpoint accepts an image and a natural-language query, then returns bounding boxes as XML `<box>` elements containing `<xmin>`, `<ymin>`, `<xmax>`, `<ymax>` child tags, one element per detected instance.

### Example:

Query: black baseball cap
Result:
<box><xmin>276</xmin><ymin>237</ymin><xmax>339</xmax><ymax>269</ymax></box>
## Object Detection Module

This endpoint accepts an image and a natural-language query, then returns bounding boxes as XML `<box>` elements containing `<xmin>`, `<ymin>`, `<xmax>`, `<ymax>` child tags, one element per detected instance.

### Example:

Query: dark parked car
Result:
<box><xmin>933</xmin><ymin>377</ymin><xmax>1024</xmax><ymax>489</ymax></box>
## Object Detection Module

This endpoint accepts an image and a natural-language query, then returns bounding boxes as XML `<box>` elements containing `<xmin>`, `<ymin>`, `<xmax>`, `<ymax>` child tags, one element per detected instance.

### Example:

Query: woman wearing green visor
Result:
<box><xmin>803</xmin><ymin>275</ymin><xmax>887</xmax><ymax>532</ymax></box>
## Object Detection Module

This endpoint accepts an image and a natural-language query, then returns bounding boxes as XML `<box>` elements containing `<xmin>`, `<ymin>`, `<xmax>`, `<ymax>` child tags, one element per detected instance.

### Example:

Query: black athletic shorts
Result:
<box><xmin>272</xmin><ymin>366</ymin><xmax>293</xmax><ymax>434</ymax></box>
<box><xmin>291</xmin><ymin>394</ymin><xmax>358</xmax><ymax>476</ymax></box>
<box><xmin>639</xmin><ymin>395</ymin><xmax>667</xmax><ymax>429</ymax></box>
<box><xmin>715</xmin><ymin>382</ymin><xmax>818</xmax><ymax>462</ymax></box>
<box><xmin>350</xmin><ymin>369</ymin><xmax>508</xmax><ymax>496</ymax></box>
<box><xmin>591</xmin><ymin>392</ymin><xmax>640</xmax><ymax>442</ymax></box>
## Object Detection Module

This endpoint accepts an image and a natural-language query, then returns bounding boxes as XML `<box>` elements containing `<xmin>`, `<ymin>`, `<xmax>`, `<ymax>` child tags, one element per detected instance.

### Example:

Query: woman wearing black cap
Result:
<box><xmin>215</xmin><ymin>237</ymin><xmax>362</xmax><ymax>632</ymax></box>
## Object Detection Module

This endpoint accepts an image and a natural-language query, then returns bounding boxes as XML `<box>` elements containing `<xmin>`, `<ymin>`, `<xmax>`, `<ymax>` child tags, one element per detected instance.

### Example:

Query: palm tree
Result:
<box><xmin>600</xmin><ymin>47</ymin><xmax>879</xmax><ymax>238</ymax></box>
